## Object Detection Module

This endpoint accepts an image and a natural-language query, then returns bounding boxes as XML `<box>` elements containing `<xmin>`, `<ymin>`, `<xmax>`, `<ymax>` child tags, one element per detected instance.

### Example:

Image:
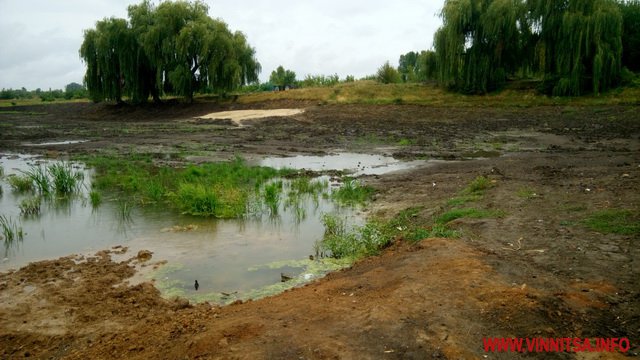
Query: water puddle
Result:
<box><xmin>259</xmin><ymin>152</ymin><xmax>428</xmax><ymax>176</ymax></box>
<box><xmin>22</xmin><ymin>140</ymin><xmax>89</xmax><ymax>146</ymax></box>
<box><xmin>0</xmin><ymin>154</ymin><xmax>359</xmax><ymax>304</ymax></box>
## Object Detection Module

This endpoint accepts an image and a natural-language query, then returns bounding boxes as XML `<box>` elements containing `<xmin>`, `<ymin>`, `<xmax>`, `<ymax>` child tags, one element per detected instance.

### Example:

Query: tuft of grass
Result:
<box><xmin>435</xmin><ymin>208</ymin><xmax>505</xmax><ymax>225</ymax></box>
<box><xmin>22</xmin><ymin>165</ymin><xmax>51</xmax><ymax>195</ymax></box>
<box><xmin>332</xmin><ymin>178</ymin><xmax>375</xmax><ymax>205</ymax></box>
<box><xmin>19</xmin><ymin>196</ymin><xmax>42</xmax><ymax>216</ymax></box>
<box><xmin>0</xmin><ymin>215</ymin><xmax>24</xmax><ymax>242</ymax></box>
<box><xmin>397</xmin><ymin>138</ymin><xmax>414</xmax><ymax>146</ymax></box>
<box><xmin>0</xmin><ymin>165</ymin><xmax>4</xmax><ymax>177</ymax></box>
<box><xmin>7</xmin><ymin>174</ymin><xmax>34</xmax><ymax>192</ymax></box>
<box><xmin>48</xmin><ymin>163</ymin><xmax>84</xmax><ymax>195</ymax></box>
<box><xmin>263</xmin><ymin>180</ymin><xmax>283</xmax><ymax>214</ymax></box>
<box><xmin>465</xmin><ymin>176</ymin><xmax>492</xmax><ymax>194</ymax></box>
<box><xmin>583</xmin><ymin>209</ymin><xmax>639</xmax><ymax>235</ymax></box>
<box><xmin>89</xmin><ymin>190</ymin><xmax>102</xmax><ymax>208</ymax></box>
<box><xmin>447</xmin><ymin>194</ymin><xmax>482</xmax><ymax>206</ymax></box>
<box><xmin>446</xmin><ymin>176</ymin><xmax>494</xmax><ymax>207</ymax></box>
<box><xmin>517</xmin><ymin>187</ymin><xmax>538</xmax><ymax>199</ymax></box>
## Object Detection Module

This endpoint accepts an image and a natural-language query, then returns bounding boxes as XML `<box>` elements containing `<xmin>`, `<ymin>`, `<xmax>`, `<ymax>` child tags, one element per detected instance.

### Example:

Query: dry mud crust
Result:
<box><xmin>0</xmin><ymin>100</ymin><xmax>639</xmax><ymax>359</ymax></box>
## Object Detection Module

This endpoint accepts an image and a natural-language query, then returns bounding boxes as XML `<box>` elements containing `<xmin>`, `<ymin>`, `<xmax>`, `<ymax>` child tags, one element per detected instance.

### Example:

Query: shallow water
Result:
<box><xmin>0</xmin><ymin>154</ymin><xmax>359</xmax><ymax>303</ymax></box>
<box><xmin>22</xmin><ymin>140</ymin><xmax>89</xmax><ymax>146</ymax></box>
<box><xmin>259</xmin><ymin>152</ymin><xmax>428</xmax><ymax>175</ymax></box>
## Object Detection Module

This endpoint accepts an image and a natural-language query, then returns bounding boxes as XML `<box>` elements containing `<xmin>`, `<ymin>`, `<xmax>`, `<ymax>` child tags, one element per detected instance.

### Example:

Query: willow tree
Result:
<box><xmin>79</xmin><ymin>18</ymin><xmax>134</xmax><ymax>103</ymax></box>
<box><xmin>434</xmin><ymin>0</ymin><xmax>526</xmax><ymax>93</ymax></box>
<box><xmin>80</xmin><ymin>0</ymin><xmax>261</xmax><ymax>103</ymax></box>
<box><xmin>528</xmin><ymin>0</ymin><xmax>623</xmax><ymax>95</ymax></box>
<box><xmin>618</xmin><ymin>0</ymin><xmax>640</xmax><ymax>72</ymax></box>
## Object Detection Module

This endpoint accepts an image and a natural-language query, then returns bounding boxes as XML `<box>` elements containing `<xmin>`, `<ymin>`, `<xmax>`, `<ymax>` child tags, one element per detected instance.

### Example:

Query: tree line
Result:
<box><xmin>382</xmin><ymin>0</ymin><xmax>639</xmax><ymax>96</ymax></box>
<box><xmin>79</xmin><ymin>0</ymin><xmax>260</xmax><ymax>103</ymax></box>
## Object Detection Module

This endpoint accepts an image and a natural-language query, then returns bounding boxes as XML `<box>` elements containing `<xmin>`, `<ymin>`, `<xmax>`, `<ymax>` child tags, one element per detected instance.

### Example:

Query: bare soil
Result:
<box><xmin>0</xmin><ymin>100</ymin><xmax>639</xmax><ymax>359</ymax></box>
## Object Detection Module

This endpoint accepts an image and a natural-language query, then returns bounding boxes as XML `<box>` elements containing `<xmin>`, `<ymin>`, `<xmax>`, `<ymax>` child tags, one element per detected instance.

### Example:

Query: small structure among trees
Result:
<box><xmin>79</xmin><ymin>0</ymin><xmax>260</xmax><ymax>103</ymax></box>
<box><xmin>269</xmin><ymin>66</ymin><xmax>297</xmax><ymax>90</ymax></box>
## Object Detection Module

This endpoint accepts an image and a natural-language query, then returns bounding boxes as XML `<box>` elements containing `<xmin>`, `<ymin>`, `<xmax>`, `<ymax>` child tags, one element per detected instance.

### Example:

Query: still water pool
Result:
<box><xmin>0</xmin><ymin>154</ymin><xmax>360</xmax><ymax>303</ymax></box>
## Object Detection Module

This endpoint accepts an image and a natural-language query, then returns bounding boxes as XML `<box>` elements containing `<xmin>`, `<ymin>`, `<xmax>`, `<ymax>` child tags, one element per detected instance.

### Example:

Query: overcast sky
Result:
<box><xmin>0</xmin><ymin>0</ymin><xmax>444</xmax><ymax>90</ymax></box>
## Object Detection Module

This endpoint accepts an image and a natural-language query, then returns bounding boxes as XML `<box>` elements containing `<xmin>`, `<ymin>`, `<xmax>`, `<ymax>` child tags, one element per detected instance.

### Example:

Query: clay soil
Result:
<box><xmin>0</xmin><ymin>100</ymin><xmax>638</xmax><ymax>359</ymax></box>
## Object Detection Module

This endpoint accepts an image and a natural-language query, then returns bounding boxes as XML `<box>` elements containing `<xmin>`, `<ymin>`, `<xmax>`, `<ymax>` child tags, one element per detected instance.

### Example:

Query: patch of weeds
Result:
<box><xmin>332</xmin><ymin>178</ymin><xmax>374</xmax><ymax>205</ymax></box>
<box><xmin>7</xmin><ymin>174</ymin><xmax>33</xmax><ymax>192</ymax></box>
<box><xmin>397</xmin><ymin>138</ymin><xmax>414</xmax><ymax>146</ymax></box>
<box><xmin>144</xmin><ymin>179</ymin><xmax>167</xmax><ymax>203</ymax></box>
<box><xmin>447</xmin><ymin>176</ymin><xmax>493</xmax><ymax>207</ymax></box>
<box><xmin>447</xmin><ymin>194</ymin><xmax>482</xmax><ymax>207</ymax></box>
<box><xmin>0</xmin><ymin>165</ymin><xmax>4</xmax><ymax>177</ymax></box>
<box><xmin>19</xmin><ymin>196</ymin><xmax>42</xmax><ymax>216</ymax></box>
<box><xmin>318</xmin><ymin>213</ymin><xmax>390</xmax><ymax>259</ymax></box>
<box><xmin>86</xmin><ymin>156</ymin><xmax>292</xmax><ymax>218</ymax></box>
<box><xmin>289</xmin><ymin>177</ymin><xmax>327</xmax><ymax>196</ymax></box>
<box><xmin>517</xmin><ymin>187</ymin><xmax>538</xmax><ymax>199</ymax></box>
<box><xmin>583</xmin><ymin>209</ymin><xmax>639</xmax><ymax>235</ymax></box>
<box><xmin>435</xmin><ymin>208</ymin><xmax>505</xmax><ymax>225</ymax></box>
<box><xmin>465</xmin><ymin>176</ymin><xmax>492</xmax><ymax>194</ymax></box>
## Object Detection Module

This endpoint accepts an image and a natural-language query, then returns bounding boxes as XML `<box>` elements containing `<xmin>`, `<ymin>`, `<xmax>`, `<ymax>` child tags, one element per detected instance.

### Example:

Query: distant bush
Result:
<box><xmin>376</xmin><ymin>61</ymin><xmax>401</xmax><ymax>84</ymax></box>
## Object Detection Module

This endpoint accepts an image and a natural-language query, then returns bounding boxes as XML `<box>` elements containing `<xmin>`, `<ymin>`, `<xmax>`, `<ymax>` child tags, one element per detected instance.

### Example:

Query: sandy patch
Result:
<box><xmin>196</xmin><ymin>109</ymin><xmax>304</xmax><ymax>126</ymax></box>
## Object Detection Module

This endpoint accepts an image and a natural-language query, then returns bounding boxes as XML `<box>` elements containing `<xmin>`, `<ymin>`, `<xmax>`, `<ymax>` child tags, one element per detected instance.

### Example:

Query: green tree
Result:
<box><xmin>80</xmin><ymin>0</ymin><xmax>260</xmax><ymax>103</ymax></box>
<box><xmin>415</xmin><ymin>50</ymin><xmax>438</xmax><ymax>81</ymax></box>
<box><xmin>80</xmin><ymin>17</ymin><xmax>134</xmax><ymax>103</ymax></box>
<box><xmin>269</xmin><ymin>66</ymin><xmax>297</xmax><ymax>90</ymax></box>
<box><xmin>434</xmin><ymin>0</ymin><xmax>526</xmax><ymax>93</ymax></box>
<box><xmin>376</xmin><ymin>61</ymin><xmax>401</xmax><ymax>84</ymax></box>
<box><xmin>529</xmin><ymin>0</ymin><xmax>623</xmax><ymax>95</ymax></box>
<box><xmin>619</xmin><ymin>0</ymin><xmax>640</xmax><ymax>72</ymax></box>
<box><xmin>398</xmin><ymin>51</ymin><xmax>419</xmax><ymax>82</ymax></box>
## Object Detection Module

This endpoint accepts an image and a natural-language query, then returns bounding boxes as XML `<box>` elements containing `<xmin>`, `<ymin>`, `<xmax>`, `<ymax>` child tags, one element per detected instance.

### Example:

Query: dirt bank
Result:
<box><xmin>0</xmin><ymin>100</ymin><xmax>638</xmax><ymax>359</ymax></box>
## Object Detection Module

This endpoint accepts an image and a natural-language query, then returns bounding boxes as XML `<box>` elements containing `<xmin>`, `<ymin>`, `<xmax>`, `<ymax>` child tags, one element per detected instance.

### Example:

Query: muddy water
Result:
<box><xmin>0</xmin><ymin>154</ymin><xmax>359</xmax><ymax>304</ymax></box>
<box><xmin>259</xmin><ymin>152</ymin><xmax>429</xmax><ymax>175</ymax></box>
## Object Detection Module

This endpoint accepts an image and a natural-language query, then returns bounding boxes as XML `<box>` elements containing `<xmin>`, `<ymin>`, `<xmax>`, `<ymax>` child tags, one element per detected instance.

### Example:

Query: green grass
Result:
<box><xmin>435</xmin><ymin>208</ymin><xmax>505</xmax><ymax>225</ymax></box>
<box><xmin>445</xmin><ymin>176</ymin><xmax>493</xmax><ymax>207</ymax></box>
<box><xmin>19</xmin><ymin>196</ymin><xmax>42</xmax><ymax>216</ymax></box>
<box><xmin>263</xmin><ymin>180</ymin><xmax>283</xmax><ymax>214</ymax></box>
<box><xmin>7</xmin><ymin>175</ymin><xmax>34</xmax><ymax>192</ymax></box>
<box><xmin>235</xmin><ymin>81</ymin><xmax>640</xmax><ymax>107</ymax></box>
<box><xmin>22</xmin><ymin>165</ymin><xmax>51</xmax><ymax>195</ymax></box>
<box><xmin>517</xmin><ymin>187</ymin><xmax>538</xmax><ymax>199</ymax></box>
<box><xmin>331</xmin><ymin>178</ymin><xmax>375</xmax><ymax>205</ymax></box>
<box><xmin>583</xmin><ymin>209</ymin><xmax>639</xmax><ymax>235</ymax></box>
<box><xmin>86</xmin><ymin>156</ymin><xmax>293</xmax><ymax>218</ymax></box>
<box><xmin>465</xmin><ymin>175</ymin><xmax>492</xmax><ymax>194</ymax></box>
<box><xmin>318</xmin><ymin>214</ymin><xmax>391</xmax><ymax>259</ymax></box>
<box><xmin>89</xmin><ymin>190</ymin><xmax>102</xmax><ymax>208</ymax></box>
<box><xmin>48</xmin><ymin>163</ymin><xmax>84</xmax><ymax>195</ymax></box>
<box><xmin>0</xmin><ymin>110</ymin><xmax>47</xmax><ymax>115</ymax></box>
